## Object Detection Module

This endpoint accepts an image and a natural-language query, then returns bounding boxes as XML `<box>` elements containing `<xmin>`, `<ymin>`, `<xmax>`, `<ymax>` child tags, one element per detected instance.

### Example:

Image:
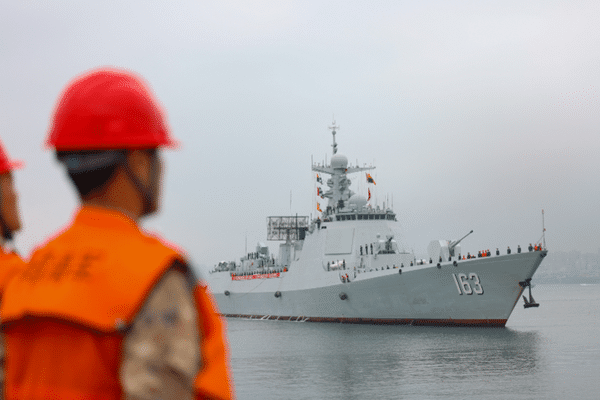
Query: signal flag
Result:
<box><xmin>366</xmin><ymin>173</ymin><xmax>376</xmax><ymax>185</ymax></box>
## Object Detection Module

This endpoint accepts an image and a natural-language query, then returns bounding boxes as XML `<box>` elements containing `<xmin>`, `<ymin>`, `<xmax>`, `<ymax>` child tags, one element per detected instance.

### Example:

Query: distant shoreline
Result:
<box><xmin>534</xmin><ymin>277</ymin><xmax>600</xmax><ymax>285</ymax></box>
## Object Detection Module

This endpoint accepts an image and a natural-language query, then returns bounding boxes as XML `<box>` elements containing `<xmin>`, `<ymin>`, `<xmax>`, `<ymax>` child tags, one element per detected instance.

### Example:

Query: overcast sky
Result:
<box><xmin>1</xmin><ymin>1</ymin><xmax>599</xmax><ymax>274</ymax></box>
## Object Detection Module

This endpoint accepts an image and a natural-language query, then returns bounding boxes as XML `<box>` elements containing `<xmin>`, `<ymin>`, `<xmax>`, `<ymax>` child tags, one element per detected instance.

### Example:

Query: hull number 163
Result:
<box><xmin>452</xmin><ymin>273</ymin><xmax>484</xmax><ymax>295</ymax></box>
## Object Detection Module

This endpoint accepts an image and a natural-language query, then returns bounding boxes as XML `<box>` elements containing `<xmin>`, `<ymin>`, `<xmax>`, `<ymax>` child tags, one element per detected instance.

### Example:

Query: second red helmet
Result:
<box><xmin>0</xmin><ymin>140</ymin><xmax>23</xmax><ymax>174</ymax></box>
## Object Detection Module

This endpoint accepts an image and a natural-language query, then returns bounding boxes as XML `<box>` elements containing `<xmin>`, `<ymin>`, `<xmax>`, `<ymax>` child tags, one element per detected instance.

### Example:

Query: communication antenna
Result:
<box><xmin>542</xmin><ymin>209</ymin><xmax>546</xmax><ymax>249</ymax></box>
<box><xmin>329</xmin><ymin>119</ymin><xmax>339</xmax><ymax>155</ymax></box>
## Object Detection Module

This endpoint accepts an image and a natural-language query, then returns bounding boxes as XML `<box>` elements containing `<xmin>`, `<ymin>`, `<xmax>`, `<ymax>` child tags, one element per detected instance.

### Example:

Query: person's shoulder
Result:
<box><xmin>142</xmin><ymin>230</ymin><xmax>188</xmax><ymax>258</ymax></box>
<box><xmin>27</xmin><ymin>219</ymin><xmax>78</xmax><ymax>259</ymax></box>
<box><xmin>0</xmin><ymin>249</ymin><xmax>26</xmax><ymax>288</ymax></box>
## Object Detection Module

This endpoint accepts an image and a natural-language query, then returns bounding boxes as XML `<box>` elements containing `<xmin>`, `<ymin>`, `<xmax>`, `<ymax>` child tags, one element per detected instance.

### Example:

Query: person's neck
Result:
<box><xmin>81</xmin><ymin>200</ymin><xmax>139</xmax><ymax>222</ymax></box>
<box><xmin>82</xmin><ymin>172</ymin><xmax>143</xmax><ymax>222</ymax></box>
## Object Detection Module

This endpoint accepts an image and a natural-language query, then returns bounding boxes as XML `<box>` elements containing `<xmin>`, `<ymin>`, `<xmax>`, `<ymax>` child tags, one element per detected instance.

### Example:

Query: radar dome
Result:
<box><xmin>331</xmin><ymin>154</ymin><xmax>348</xmax><ymax>169</ymax></box>
<box><xmin>348</xmin><ymin>194</ymin><xmax>367</xmax><ymax>210</ymax></box>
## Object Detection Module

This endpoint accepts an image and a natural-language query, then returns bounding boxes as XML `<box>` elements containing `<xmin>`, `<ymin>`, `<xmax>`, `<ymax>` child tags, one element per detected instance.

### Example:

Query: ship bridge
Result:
<box><xmin>332</xmin><ymin>210</ymin><xmax>397</xmax><ymax>222</ymax></box>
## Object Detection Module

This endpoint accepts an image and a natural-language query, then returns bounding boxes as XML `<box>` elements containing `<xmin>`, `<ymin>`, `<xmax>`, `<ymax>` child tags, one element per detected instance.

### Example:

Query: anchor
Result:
<box><xmin>519</xmin><ymin>278</ymin><xmax>539</xmax><ymax>308</ymax></box>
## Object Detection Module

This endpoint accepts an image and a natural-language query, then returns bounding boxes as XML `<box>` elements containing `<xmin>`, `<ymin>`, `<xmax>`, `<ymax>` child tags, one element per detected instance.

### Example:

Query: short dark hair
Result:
<box><xmin>56</xmin><ymin>151</ymin><xmax>122</xmax><ymax>199</ymax></box>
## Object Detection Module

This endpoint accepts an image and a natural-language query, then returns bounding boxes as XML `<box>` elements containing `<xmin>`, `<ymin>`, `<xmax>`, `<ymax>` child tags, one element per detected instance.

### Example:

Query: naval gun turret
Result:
<box><xmin>376</xmin><ymin>233</ymin><xmax>398</xmax><ymax>255</ymax></box>
<box><xmin>448</xmin><ymin>230</ymin><xmax>473</xmax><ymax>257</ymax></box>
<box><xmin>427</xmin><ymin>230</ymin><xmax>473</xmax><ymax>262</ymax></box>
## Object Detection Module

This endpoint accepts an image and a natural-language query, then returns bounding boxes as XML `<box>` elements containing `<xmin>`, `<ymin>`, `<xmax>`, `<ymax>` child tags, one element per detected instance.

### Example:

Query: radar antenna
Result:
<box><xmin>329</xmin><ymin>119</ymin><xmax>339</xmax><ymax>155</ymax></box>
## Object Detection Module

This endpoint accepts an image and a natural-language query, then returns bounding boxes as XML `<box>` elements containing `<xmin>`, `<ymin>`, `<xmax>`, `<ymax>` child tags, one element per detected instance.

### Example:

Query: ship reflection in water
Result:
<box><xmin>229</xmin><ymin>320</ymin><xmax>541</xmax><ymax>400</ymax></box>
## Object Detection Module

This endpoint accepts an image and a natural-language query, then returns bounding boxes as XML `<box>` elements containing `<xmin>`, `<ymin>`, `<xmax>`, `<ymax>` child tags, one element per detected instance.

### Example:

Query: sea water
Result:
<box><xmin>226</xmin><ymin>284</ymin><xmax>599</xmax><ymax>399</ymax></box>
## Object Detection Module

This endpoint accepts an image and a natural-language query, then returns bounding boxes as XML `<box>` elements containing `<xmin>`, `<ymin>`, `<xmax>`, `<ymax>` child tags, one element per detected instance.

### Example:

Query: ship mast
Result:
<box><xmin>329</xmin><ymin>120</ymin><xmax>339</xmax><ymax>155</ymax></box>
<box><xmin>312</xmin><ymin>122</ymin><xmax>374</xmax><ymax>214</ymax></box>
<box><xmin>542</xmin><ymin>209</ymin><xmax>546</xmax><ymax>250</ymax></box>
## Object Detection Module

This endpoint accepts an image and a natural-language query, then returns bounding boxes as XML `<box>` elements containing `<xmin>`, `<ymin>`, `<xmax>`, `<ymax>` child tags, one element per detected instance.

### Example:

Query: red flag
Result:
<box><xmin>317</xmin><ymin>203</ymin><xmax>322</xmax><ymax>212</ymax></box>
<box><xmin>368</xmin><ymin>188</ymin><xmax>371</xmax><ymax>201</ymax></box>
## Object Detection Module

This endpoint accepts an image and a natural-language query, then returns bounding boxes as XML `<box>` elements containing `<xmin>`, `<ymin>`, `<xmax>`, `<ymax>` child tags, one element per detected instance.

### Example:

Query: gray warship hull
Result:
<box><xmin>208</xmin><ymin>250</ymin><xmax>546</xmax><ymax>327</ymax></box>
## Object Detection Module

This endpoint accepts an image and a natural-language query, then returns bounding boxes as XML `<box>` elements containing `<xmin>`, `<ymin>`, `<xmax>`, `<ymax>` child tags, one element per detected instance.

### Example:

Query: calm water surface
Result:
<box><xmin>226</xmin><ymin>284</ymin><xmax>599</xmax><ymax>399</ymax></box>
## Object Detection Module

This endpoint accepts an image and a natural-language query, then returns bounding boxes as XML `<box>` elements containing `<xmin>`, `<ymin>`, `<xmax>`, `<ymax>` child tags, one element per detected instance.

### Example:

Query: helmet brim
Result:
<box><xmin>0</xmin><ymin>159</ymin><xmax>24</xmax><ymax>174</ymax></box>
<box><xmin>10</xmin><ymin>160</ymin><xmax>24</xmax><ymax>170</ymax></box>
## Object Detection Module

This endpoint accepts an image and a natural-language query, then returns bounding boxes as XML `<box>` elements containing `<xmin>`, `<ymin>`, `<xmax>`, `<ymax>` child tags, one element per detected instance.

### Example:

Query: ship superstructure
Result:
<box><xmin>207</xmin><ymin>124</ymin><xmax>547</xmax><ymax>326</ymax></box>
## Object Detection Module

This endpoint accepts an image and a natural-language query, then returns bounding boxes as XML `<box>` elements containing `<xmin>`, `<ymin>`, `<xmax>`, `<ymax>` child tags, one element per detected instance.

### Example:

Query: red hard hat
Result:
<box><xmin>0</xmin><ymin>140</ymin><xmax>23</xmax><ymax>174</ymax></box>
<box><xmin>47</xmin><ymin>67</ymin><xmax>178</xmax><ymax>150</ymax></box>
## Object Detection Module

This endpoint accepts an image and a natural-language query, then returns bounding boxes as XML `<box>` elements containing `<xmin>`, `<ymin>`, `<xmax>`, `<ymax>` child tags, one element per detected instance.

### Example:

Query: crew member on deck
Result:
<box><xmin>0</xmin><ymin>69</ymin><xmax>233</xmax><ymax>400</ymax></box>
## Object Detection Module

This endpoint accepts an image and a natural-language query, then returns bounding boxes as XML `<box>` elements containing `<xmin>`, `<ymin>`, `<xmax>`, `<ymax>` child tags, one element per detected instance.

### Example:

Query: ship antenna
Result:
<box><xmin>329</xmin><ymin>119</ymin><xmax>339</xmax><ymax>155</ymax></box>
<box><xmin>542</xmin><ymin>209</ymin><xmax>546</xmax><ymax>249</ymax></box>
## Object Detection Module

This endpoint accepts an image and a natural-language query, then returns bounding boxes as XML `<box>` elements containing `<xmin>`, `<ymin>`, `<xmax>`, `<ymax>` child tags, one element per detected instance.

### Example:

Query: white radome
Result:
<box><xmin>330</xmin><ymin>153</ymin><xmax>348</xmax><ymax>169</ymax></box>
<box><xmin>348</xmin><ymin>194</ymin><xmax>367</xmax><ymax>210</ymax></box>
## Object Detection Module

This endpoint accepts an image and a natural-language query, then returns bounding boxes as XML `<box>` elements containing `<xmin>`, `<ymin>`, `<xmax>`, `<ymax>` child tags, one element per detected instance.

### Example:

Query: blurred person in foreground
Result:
<box><xmin>0</xmin><ymin>68</ymin><xmax>234</xmax><ymax>400</ymax></box>
<box><xmin>0</xmin><ymin>139</ymin><xmax>24</xmax><ymax>286</ymax></box>
<box><xmin>0</xmin><ymin>140</ymin><xmax>25</xmax><ymax>400</ymax></box>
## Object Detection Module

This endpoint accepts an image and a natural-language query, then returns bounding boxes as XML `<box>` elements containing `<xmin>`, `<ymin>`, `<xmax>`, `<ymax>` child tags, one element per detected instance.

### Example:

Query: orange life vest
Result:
<box><xmin>0</xmin><ymin>247</ymin><xmax>25</xmax><ymax>298</ymax></box>
<box><xmin>1</xmin><ymin>206</ymin><xmax>233</xmax><ymax>400</ymax></box>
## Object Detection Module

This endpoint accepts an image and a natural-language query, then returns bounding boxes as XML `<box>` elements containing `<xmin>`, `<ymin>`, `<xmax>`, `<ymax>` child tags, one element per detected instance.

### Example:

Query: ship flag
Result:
<box><xmin>368</xmin><ymin>188</ymin><xmax>371</xmax><ymax>201</ymax></box>
<box><xmin>316</xmin><ymin>174</ymin><xmax>322</xmax><ymax>184</ymax></box>
<box><xmin>317</xmin><ymin>203</ymin><xmax>322</xmax><ymax>212</ymax></box>
<box><xmin>366</xmin><ymin>173</ymin><xmax>376</xmax><ymax>185</ymax></box>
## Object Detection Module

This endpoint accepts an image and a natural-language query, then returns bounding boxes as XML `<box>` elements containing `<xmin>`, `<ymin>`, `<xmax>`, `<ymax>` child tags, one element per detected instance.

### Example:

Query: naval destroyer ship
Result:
<box><xmin>207</xmin><ymin>124</ymin><xmax>547</xmax><ymax>327</ymax></box>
